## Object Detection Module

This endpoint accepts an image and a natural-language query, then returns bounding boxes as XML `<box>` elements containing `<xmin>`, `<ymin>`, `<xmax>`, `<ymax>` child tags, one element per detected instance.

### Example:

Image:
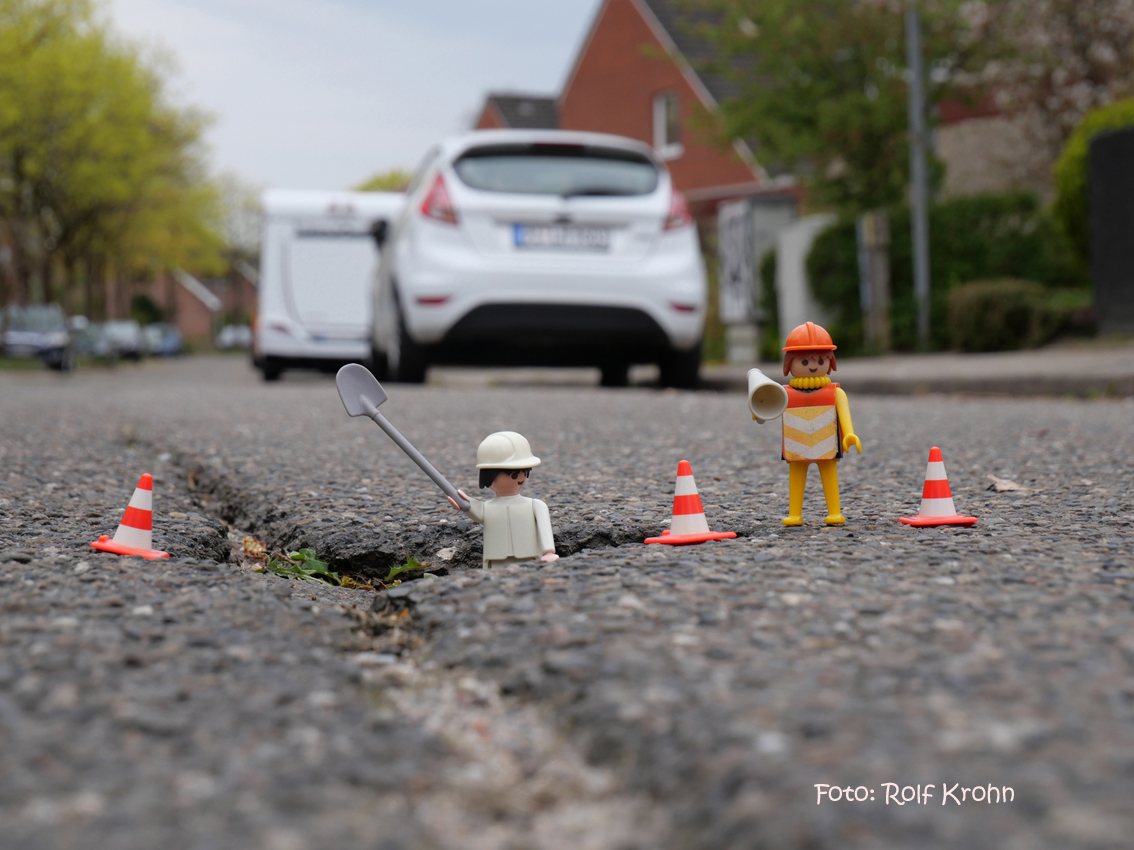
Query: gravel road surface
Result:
<box><xmin>1</xmin><ymin>357</ymin><xmax>1131</xmax><ymax>849</ymax></box>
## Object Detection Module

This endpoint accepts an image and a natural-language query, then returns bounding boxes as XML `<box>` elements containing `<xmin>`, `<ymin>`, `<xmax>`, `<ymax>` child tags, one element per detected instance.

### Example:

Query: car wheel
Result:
<box><xmin>659</xmin><ymin>342</ymin><xmax>701</xmax><ymax>389</ymax></box>
<box><xmin>369</xmin><ymin>343</ymin><xmax>389</xmax><ymax>381</ymax></box>
<box><xmin>261</xmin><ymin>357</ymin><xmax>283</xmax><ymax>382</ymax></box>
<box><xmin>388</xmin><ymin>305</ymin><xmax>427</xmax><ymax>384</ymax></box>
<box><xmin>599</xmin><ymin>362</ymin><xmax>629</xmax><ymax>388</ymax></box>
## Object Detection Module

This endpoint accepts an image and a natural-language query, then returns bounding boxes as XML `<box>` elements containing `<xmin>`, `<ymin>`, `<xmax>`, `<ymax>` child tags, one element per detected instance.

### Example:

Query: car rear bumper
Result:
<box><xmin>424</xmin><ymin>303</ymin><xmax>677</xmax><ymax>366</ymax></box>
<box><xmin>257</xmin><ymin>315</ymin><xmax>370</xmax><ymax>362</ymax></box>
<box><xmin>397</xmin><ymin>240</ymin><xmax>706</xmax><ymax>359</ymax></box>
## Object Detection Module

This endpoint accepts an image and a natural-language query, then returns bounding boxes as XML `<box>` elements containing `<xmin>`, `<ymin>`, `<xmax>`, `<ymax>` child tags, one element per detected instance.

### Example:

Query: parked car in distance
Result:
<box><xmin>216</xmin><ymin>324</ymin><xmax>252</xmax><ymax>350</ymax></box>
<box><xmin>144</xmin><ymin>323</ymin><xmax>184</xmax><ymax>357</ymax></box>
<box><xmin>2</xmin><ymin>303</ymin><xmax>75</xmax><ymax>371</ymax></box>
<box><xmin>371</xmin><ymin>129</ymin><xmax>707</xmax><ymax>387</ymax></box>
<box><xmin>74</xmin><ymin>321</ymin><xmax>119</xmax><ymax>364</ymax></box>
<box><xmin>103</xmin><ymin>319</ymin><xmax>145</xmax><ymax>361</ymax></box>
<box><xmin>255</xmin><ymin>189</ymin><xmax>405</xmax><ymax>381</ymax></box>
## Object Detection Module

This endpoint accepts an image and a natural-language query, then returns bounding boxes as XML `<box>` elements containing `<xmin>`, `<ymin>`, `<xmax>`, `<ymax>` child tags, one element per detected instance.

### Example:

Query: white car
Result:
<box><xmin>371</xmin><ymin>129</ymin><xmax>707</xmax><ymax>387</ymax></box>
<box><xmin>256</xmin><ymin>190</ymin><xmax>405</xmax><ymax>381</ymax></box>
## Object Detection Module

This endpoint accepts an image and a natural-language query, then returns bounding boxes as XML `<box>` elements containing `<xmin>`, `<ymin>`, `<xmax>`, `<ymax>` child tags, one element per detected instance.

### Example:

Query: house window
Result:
<box><xmin>653</xmin><ymin>91</ymin><xmax>683</xmax><ymax>160</ymax></box>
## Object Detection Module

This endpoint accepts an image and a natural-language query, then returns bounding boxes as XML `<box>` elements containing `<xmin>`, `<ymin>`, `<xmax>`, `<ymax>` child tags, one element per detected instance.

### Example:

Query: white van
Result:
<box><xmin>254</xmin><ymin>189</ymin><xmax>404</xmax><ymax>381</ymax></box>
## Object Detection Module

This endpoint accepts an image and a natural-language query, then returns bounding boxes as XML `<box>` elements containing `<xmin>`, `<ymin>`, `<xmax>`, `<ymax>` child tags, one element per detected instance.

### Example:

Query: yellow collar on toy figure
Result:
<box><xmin>789</xmin><ymin>375</ymin><xmax>831</xmax><ymax>390</ymax></box>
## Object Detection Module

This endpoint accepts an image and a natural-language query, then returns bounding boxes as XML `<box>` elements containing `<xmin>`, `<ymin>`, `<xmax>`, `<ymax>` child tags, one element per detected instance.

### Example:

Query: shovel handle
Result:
<box><xmin>361</xmin><ymin>397</ymin><xmax>470</xmax><ymax>511</ymax></box>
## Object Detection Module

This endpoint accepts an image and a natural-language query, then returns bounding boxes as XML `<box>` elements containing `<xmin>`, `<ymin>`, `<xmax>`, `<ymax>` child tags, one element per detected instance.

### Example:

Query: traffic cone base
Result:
<box><xmin>90</xmin><ymin>473</ymin><xmax>170</xmax><ymax>559</ymax></box>
<box><xmin>899</xmin><ymin>447</ymin><xmax>977</xmax><ymax>528</ymax></box>
<box><xmin>898</xmin><ymin>514</ymin><xmax>977</xmax><ymax>528</ymax></box>
<box><xmin>644</xmin><ymin>528</ymin><xmax>738</xmax><ymax>546</ymax></box>
<box><xmin>91</xmin><ymin>534</ymin><xmax>171</xmax><ymax>559</ymax></box>
<box><xmin>645</xmin><ymin>460</ymin><xmax>736</xmax><ymax>546</ymax></box>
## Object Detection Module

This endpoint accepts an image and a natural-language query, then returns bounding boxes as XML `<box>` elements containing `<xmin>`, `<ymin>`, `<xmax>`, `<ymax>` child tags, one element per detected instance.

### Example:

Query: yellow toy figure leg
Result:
<box><xmin>818</xmin><ymin>459</ymin><xmax>845</xmax><ymax>525</ymax></box>
<box><xmin>783</xmin><ymin>462</ymin><xmax>809</xmax><ymax>526</ymax></box>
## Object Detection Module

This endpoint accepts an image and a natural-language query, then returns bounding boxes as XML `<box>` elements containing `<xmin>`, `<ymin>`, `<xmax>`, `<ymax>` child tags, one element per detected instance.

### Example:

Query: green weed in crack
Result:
<box><xmin>263</xmin><ymin>548</ymin><xmax>345</xmax><ymax>586</ymax></box>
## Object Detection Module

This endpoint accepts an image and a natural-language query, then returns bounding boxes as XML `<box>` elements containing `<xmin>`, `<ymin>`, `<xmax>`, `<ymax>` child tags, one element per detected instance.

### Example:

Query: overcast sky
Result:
<box><xmin>107</xmin><ymin>0</ymin><xmax>601</xmax><ymax>191</ymax></box>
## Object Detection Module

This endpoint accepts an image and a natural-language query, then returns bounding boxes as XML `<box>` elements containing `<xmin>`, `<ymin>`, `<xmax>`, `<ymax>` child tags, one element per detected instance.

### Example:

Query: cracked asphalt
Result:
<box><xmin>1</xmin><ymin>356</ymin><xmax>1132</xmax><ymax>849</ymax></box>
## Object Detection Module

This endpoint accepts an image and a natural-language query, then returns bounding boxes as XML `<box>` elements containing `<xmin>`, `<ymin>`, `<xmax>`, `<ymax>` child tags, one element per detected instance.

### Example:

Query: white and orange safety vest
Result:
<box><xmin>782</xmin><ymin>383</ymin><xmax>842</xmax><ymax>462</ymax></box>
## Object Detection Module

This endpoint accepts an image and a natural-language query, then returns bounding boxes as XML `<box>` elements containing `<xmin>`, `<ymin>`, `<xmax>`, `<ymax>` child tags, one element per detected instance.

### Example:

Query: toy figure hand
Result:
<box><xmin>447</xmin><ymin>490</ymin><xmax>470</xmax><ymax>511</ymax></box>
<box><xmin>843</xmin><ymin>434</ymin><xmax>862</xmax><ymax>454</ymax></box>
<box><xmin>540</xmin><ymin>552</ymin><xmax>559</xmax><ymax>563</ymax></box>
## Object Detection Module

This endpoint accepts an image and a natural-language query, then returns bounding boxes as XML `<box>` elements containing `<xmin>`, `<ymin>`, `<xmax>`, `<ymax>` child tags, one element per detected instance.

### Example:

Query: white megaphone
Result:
<box><xmin>747</xmin><ymin>368</ymin><xmax>789</xmax><ymax>424</ymax></box>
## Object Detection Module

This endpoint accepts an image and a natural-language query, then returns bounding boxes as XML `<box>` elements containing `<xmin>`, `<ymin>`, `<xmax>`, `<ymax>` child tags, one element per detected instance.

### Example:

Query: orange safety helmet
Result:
<box><xmin>782</xmin><ymin>321</ymin><xmax>836</xmax><ymax>352</ymax></box>
<box><xmin>782</xmin><ymin>322</ymin><xmax>837</xmax><ymax>377</ymax></box>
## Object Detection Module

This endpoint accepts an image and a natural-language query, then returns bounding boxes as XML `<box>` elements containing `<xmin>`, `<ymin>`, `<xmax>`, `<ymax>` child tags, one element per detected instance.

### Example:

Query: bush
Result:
<box><xmin>807</xmin><ymin>191</ymin><xmax>1081</xmax><ymax>355</ymax></box>
<box><xmin>130</xmin><ymin>293</ymin><xmax>164</xmax><ymax>325</ymax></box>
<box><xmin>1052</xmin><ymin>98</ymin><xmax>1134</xmax><ymax>271</ymax></box>
<box><xmin>948</xmin><ymin>280</ymin><xmax>1094</xmax><ymax>352</ymax></box>
<box><xmin>948</xmin><ymin>279</ymin><xmax>1044</xmax><ymax>351</ymax></box>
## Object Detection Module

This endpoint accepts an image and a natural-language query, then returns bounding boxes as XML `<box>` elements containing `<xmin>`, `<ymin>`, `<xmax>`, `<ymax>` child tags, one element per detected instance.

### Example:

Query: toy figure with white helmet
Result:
<box><xmin>335</xmin><ymin>364</ymin><xmax>558</xmax><ymax>570</ymax></box>
<box><xmin>447</xmin><ymin>431</ymin><xmax>558</xmax><ymax>569</ymax></box>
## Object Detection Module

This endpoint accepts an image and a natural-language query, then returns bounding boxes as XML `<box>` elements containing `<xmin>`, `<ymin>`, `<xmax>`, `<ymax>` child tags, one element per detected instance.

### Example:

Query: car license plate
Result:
<box><xmin>514</xmin><ymin>224</ymin><xmax>610</xmax><ymax>251</ymax></box>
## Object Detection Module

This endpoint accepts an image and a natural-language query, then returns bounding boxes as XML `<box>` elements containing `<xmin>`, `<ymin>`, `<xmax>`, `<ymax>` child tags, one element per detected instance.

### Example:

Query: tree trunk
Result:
<box><xmin>165</xmin><ymin>270</ymin><xmax>178</xmax><ymax>323</ymax></box>
<box><xmin>8</xmin><ymin>222</ymin><xmax>31</xmax><ymax>305</ymax></box>
<box><xmin>63</xmin><ymin>255</ymin><xmax>80</xmax><ymax>316</ymax></box>
<box><xmin>42</xmin><ymin>252</ymin><xmax>56</xmax><ymax>305</ymax></box>
<box><xmin>0</xmin><ymin>241</ymin><xmax>10</xmax><ymax>308</ymax></box>
<box><xmin>85</xmin><ymin>255</ymin><xmax>97</xmax><ymax>319</ymax></box>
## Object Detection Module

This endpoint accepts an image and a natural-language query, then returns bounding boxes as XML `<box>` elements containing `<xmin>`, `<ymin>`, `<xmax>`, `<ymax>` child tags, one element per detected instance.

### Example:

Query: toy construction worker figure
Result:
<box><xmin>776</xmin><ymin>322</ymin><xmax>862</xmax><ymax>526</ymax></box>
<box><xmin>448</xmin><ymin>431</ymin><xmax>559</xmax><ymax>569</ymax></box>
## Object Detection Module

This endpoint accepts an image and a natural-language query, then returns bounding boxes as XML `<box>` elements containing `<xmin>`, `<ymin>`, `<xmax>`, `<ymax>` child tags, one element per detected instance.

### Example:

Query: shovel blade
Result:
<box><xmin>336</xmin><ymin>363</ymin><xmax>388</xmax><ymax>417</ymax></box>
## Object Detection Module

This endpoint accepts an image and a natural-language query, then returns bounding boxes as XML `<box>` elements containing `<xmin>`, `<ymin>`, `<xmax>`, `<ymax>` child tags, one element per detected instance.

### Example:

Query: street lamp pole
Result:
<box><xmin>905</xmin><ymin>1</ymin><xmax>931</xmax><ymax>350</ymax></box>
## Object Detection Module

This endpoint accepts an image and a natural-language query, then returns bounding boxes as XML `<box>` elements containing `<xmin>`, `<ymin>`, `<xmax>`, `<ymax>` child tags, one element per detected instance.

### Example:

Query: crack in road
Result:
<box><xmin>176</xmin><ymin>449</ymin><xmax>668</xmax><ymax>580</ymax></box>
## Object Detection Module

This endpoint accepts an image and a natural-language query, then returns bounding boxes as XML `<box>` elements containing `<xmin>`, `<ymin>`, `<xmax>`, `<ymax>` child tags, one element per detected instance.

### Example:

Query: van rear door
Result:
<box><xmin>284</xmin><ymin>224</ymin><xmax>377</xmax><ymax>334</ymax></box>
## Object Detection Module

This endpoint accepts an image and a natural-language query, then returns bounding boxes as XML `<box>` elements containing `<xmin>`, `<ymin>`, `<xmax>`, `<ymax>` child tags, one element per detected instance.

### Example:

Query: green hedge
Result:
<box><xmin>1052</xmin><ymin>98</ymin><xmax>1134</xmax><ymax>271</ymax></box>
<box><xmin>949</xmin><ymin>279</ymin><xmax>1094</xmax><ymax>352</ymax></box>
<box><xmin>806</xmin><ymin>191</ymin><xmax>1081</xmax><ymax>355</ymax></box>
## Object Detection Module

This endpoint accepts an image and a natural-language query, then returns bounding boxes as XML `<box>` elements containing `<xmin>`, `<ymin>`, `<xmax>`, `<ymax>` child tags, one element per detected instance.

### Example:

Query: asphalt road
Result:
<box><xmin>1</xmin><ymin>356</ymin><xmax>1132</xmax><ymax>849</ymax></box>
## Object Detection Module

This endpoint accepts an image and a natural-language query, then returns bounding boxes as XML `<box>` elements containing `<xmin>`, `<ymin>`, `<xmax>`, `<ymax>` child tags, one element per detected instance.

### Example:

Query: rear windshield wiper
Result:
<box><xmin>560</xmin><ymin>187</ymin><xmax>627</xmax><ymax>198</ymax></box>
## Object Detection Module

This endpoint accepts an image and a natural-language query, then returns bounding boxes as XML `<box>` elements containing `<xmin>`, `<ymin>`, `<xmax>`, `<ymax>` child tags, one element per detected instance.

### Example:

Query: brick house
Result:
<box><xmin>475</xmin><ymin>0</ymin><xmax>1045</xmax><ymax>207</ymax></box>
<box><xmin>143</xmin><ymin>268</ymin><xmax>256</xmax><ymax>345</ymax></box>
<box><xmin>472</xmin><ymin>0</ymin><xmax>795</xmax><ymax>223</ymax></box>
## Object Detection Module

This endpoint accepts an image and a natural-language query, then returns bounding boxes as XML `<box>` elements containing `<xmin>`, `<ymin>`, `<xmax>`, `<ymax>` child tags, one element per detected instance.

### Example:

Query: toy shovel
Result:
<box><xmin>335</xmin><ymin>364</ymin><xmax>470</xmax><ymax>510</ymax></box>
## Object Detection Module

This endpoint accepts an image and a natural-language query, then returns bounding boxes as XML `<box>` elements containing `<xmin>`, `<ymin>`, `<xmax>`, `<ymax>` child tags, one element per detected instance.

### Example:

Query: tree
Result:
<box><xmin>981</xmin><ymin>0</ymin><xmax>1134</xmax><ymax>188</ymax></box>
<box><xmin>216</xmin><ymin>172</ymin><xmax>262</xmax><ymax>262</ymax></box>
<box><xmin>687</xmin><ymin>0</ymin><xmax>1003</xmax><ymax>212</ymax></box>
<box><xmin>0</xmin><ymin>0</ymin><xmax>223</xmax><ymax>314</ymax></box>
<box><xmin>356</xmin><ymin>168</ymin><xmax>411</xmax><ymax>192</ymax></box>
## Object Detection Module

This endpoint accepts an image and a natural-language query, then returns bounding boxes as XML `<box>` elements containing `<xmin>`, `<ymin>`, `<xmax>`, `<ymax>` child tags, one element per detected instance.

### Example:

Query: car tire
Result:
<box><xmin>659</xmin><ymin>342</ymin><xmax>701</xmax><ymax>389</ymax></box>
<box><xmin>261</xmin><ymin>357</ymin><xmax>283</xmax><ymax>382</ymax></box>
<box><xmin>369</xmin><ymin>343</ymin><xmax>389</xmax><ymax>381</ymax></box>
<box><xmin>48</xmin><ymin>347</ymin><xmax>75</xmax><ymax>372</ymax></box>
<box><xmin>599</xmin><ymin>362</ymin><xmax>629</xmax><ymax>388</ymax></box>
<box><xmin>388</xmin><ymin>303</ymin><xmax>427</xmax><ymax>384</ymax></box>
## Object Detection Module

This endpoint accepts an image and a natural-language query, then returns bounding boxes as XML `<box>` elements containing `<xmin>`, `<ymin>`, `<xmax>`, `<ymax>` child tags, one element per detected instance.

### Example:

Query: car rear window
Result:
<box><xmin>452</xmin><ymin>143</ymin><xmax>659</xmax><ymax>196</ymax></box>
<box><xmin>5</xmin><ymin>305</ymin><xmax>65</xmax><ymax>331</ymax></box>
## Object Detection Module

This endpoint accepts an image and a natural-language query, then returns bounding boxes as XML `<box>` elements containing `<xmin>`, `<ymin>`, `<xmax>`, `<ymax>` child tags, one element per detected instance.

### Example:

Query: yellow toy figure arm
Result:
<box><xmin>835</xmin><ymin>388</ymin><xmax>862</xmax><ymax>454</ymax></box>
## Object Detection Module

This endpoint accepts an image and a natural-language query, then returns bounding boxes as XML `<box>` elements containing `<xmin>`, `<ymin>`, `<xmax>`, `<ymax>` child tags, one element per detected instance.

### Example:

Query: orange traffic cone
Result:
<box><xmin>91</xmin><ymin>473</ymin><xmax>170</xmax><ymax>558</ymax></box>
<box><xmin>645</xmin><ymin>460</ymin><xmax>737</xmax><ymax>545</ymax></box>
<box><xmin>899</xmin><ymin>447</ymin><xmax>977</xmax><ymax>527</ymax></box>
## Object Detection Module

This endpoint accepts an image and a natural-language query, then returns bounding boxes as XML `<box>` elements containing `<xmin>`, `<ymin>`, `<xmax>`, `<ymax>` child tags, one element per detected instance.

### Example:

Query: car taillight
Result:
<box><xmin>663</xmin><ymin>190</ymin><xmax>693</xmax><ymax>230</ymax></box>
<box><xmin>420</xmin><ymin>174</ymin><xmax>459</xmax><ymax>225</ymax></box>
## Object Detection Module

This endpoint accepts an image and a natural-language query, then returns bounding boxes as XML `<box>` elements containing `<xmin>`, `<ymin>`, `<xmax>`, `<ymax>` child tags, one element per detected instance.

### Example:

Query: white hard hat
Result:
<box><xmin>475</xmin><ymin>431</ymin><xmax>541</xmax><ymax>469</ymax></box>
